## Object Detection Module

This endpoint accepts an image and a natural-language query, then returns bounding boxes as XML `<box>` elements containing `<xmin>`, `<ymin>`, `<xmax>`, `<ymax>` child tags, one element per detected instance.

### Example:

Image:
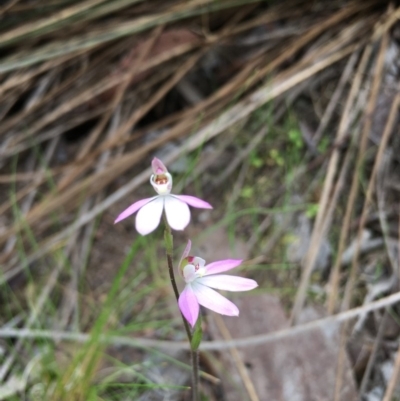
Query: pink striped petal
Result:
<box><xmin>174</xmin><ymin>195</ymin><xmax>212</xmax><ymax>209</ymax></box>
<box><xmin>181</xmin><ymin>240</ymin><xmax>192</xmax><ymax>260</ymax></box>
<box><xmin>164</xmin><ymin>196</ymin><xmax>190</xmax><ymax>230</ymax></box>
<box><xmin>191</xmin><ymin>282</ymin><xmax>239</xmax><ymax>316</ymax></box>
<box><xmin>196</xmin><ymin>275</ymin><xmax>258</xmax><ymax>292</ymax></box>
<box><xmin>114</xmin><ymin>197</ymin><xmax>156</xmax><ymax>224</ymax></box>
<box><xmin>152</xmin><ymin>157</ymin><xmax>168</xmax><ymax>174</ymax></box>
<box><xmin>204</xmin><ymin>259</ymin><xmax>243</xmax><ymax>275</ymax></box>
<box><xmin>178</xmin><ymin>285</ymin><xmax>200</xmax><ymax>327</ymax></box>
<box><xmin>135</xmin><ymin>197</ymin><xmax>164</xmax><ymax>235</ymax></box>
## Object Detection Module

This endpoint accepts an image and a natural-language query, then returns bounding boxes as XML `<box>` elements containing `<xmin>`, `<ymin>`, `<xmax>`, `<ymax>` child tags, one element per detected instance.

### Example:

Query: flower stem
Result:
<box><xmin>191</xmin><ymin>349</ymin><xmax>200</xmax><ymax>401</ymax></box>
<box><xmin>163</xmin><ymin>217</ymin><xmax>192</xmax><ymax>342</ymax></box>
<box><xmin>162</xmin><ymin>214</ymin><xmax>200</xmax><ymax>400</ymax></box>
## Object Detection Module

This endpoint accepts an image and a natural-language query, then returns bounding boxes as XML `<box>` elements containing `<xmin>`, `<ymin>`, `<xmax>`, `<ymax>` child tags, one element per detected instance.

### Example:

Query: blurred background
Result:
<box><xmin>1</xmin><ymin>0</ymin><xmax>400</xmax><ymax>400</ymax></box>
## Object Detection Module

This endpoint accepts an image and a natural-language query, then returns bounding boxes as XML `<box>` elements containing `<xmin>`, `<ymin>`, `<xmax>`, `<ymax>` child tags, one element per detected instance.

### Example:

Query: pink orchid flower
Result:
<box><xmin>178</xmin><ymin>240</ymin><xmax>258</xmax><ymax>327</ymax></box>
<box><xmin>114</xmin><ymin>158</ymin><xmax>212</xmax><ymax>235</ymax></box>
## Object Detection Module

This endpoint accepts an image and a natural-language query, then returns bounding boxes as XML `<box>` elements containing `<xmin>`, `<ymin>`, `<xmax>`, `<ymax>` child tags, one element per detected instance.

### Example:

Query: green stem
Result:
<box><xmin>163</xmin><ymin>213</ymin><xmax>200</xmax><ymax>400</ymax></box>
<box><xmin>191</xmin><ymin>350</ymin><xmax>200</xmax><ymax>401</ymax></box>
<box><xmin>190</xmin><ymin>314</ymin><xmax>202</xmax><ymax>401</ymax></box>
<box><xmin>163</xmin><ymin>216</ymin><xmax>192</xmax><ymax>342</ymax></box>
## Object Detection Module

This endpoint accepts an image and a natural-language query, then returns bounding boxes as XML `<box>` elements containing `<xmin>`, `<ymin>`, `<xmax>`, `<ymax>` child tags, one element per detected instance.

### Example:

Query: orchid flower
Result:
<box><xmin>178</xmin><ymin>240</ymin><xmax>258</xmax><ymax>327</ymax></box>
<box><xmin>114</xmin><ymin>158</ymin><xmax>212</xmax><ymax>235</ymax></box>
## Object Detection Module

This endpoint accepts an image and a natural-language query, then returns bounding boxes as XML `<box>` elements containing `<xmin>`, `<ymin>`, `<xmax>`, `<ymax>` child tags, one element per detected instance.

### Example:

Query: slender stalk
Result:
<box><xmin>162</xmin><ymin>214</ymin><xmax>200</xmax><ymax>400</ymax></box>
<box><xmin>191</xmin><ymin>350</ymin><xmax>200</xmax><ymax>401</ymax></box>
<box><xmin>163</xmin><ymin>215</ymin><xmax>192</xmax><ymax>342</ymax></box>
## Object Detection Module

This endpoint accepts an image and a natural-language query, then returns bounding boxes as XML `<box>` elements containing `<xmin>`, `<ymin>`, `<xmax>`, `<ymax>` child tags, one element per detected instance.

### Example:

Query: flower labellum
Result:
<box><xmin>178</xmin><ymin>240</ymin><xmax>258</xmax><ymax>327</ymax></box>
<box><xmin>114</xmin><ymin>158</ymin><xmax>212</xmax><ymax>235</ymax></box>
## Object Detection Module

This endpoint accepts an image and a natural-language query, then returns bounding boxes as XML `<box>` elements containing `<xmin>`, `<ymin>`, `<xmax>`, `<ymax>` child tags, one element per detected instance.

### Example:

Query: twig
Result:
<box><xmin>359</xmin><ymin>311</ymin><xmax>388</xmax><ymax>396</ymax></box>
<box><xmin>382</xmin><ymin>339</ymin><xmax>400</xmax><ymax>401</ymax></box>
<box><xmin>341</xmin><ymin>93</ymin><xmax>400</xmax><ymax>311</ymax></box>
<box><xmin>334</xmin><ymin>49</ymin><xmax>399</xmax><ymax>401</ymax></box>
<box><xmin>290</xmin><ymin>42</ymin><xmax>366</xmax><ymax>324</ymax></box>
<box><xmin>213</xmin><ymin>314</ymin><xmax>260</xmax><ymax>401</ymax></box>
<box><xmin>1</xmin><ymin>290</ymin><xmax>400</xmax><ymax>351</ymax></box>
<box><xmin>313</xmin><ymin>49</ymin><xmax>359</xmax><ymax>145</ymax></box>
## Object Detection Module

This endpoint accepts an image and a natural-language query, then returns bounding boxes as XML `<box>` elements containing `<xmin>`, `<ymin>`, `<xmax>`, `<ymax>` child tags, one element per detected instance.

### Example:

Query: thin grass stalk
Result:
<box><xmin>341</xmin><ymin>95</ymin><xmax>400</xmax><ymax>310</ymax></box>
<box><xmin>2</xmin><ymin>289</ymin><xmax>400</xmax><ymax>351</ymax></box>
<box><xmin>334</xmin><ymin>92</ymin><xmax>400</xmax><ymax>401</ymax></box>
<box><xmin>214</xmin><ymin>314</ymin><xmax>259</xmax><ymax>401</ymax></box>
<box><xmin>1</xmin><ymin>42</ymin><xmax>357</xmax><ymax>268</ymax></box>
<box><xmin>0</xmin><ymin>0</ymin><xmax>264</xmax><ymax>72</ymax></box>
<box><xmin>289</xmin><ymin>44</ymin><xmax>366</xmax><ymax>325</ymax></box>
<box><xmin>383</xmin><ymin>208</ymin><xmax>400</xmax><ymax>399</ymax></box>
<box><xmin>328</xmin><ymin>25</ymin><xmax>389</xmax><ymax>314</ymax></box>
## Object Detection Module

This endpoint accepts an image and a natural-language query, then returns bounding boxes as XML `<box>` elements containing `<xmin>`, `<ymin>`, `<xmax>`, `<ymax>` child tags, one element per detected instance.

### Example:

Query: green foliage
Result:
<box><xmin>190</xmin><ymin>316</ymin><xmax>203</xmax><ymax>351</ymax></box>
<box><xmin>240</xmin><ymin>185</ymin><xmax>254</xmax><ymax>198</ymax></box>
<box><xmin>288</xmin><ymin>128</ymin><xmax>303</xmax><ymax>149</ymax></box>
<box><xmin>305</xmin><ymin>203</ymin><xmax>319</xmax><ymax>218</ymax></box>
<box><xmin>269</xmin><ymin>148</ymin><xmax>285</xmax><ymax>166</ymax></box>
<box><xmin>249</xmin><ymin>150</ymin><xmax>264</xmax><ymax>168</ymax></box>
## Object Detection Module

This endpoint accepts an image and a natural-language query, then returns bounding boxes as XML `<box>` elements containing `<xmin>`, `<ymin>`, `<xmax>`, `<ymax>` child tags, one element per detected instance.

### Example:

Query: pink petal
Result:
<box><xmin>178</xmin><ymin>285</ymin><xmax>200</xmax><ymax>327</ymax></box>
<box><xmin>135</xmin><ymin>197</ymin><xmax>164</xmax><ymax>235</ymax></box>
<box><xmin>204</xmin><ymin>259</ymin><xmax>243</xmax><ymax>275</ymax></box>
<box><xmin>164</xmin><ymin>196</ymin><xmax>190</xmax><ymax>231</ymax></box>
<box><xmin>114</xmin><ymin>197</ymin><xmax>156</xmax><ymax>224</ymax></box>
<box><xmin>174</xmin><ymin>195</ymin><xmax>212</xmax><ymax>209</ymax></box>
<box><xmin>196</xmin><ymin>275</ymin><xmax>258</xmax><ymax>292</ymax></box>
<box><xmin>182</xmin><ymin>240</ymin><xmax>192</xmax><ymax>260</ymax></box>
<box><xmin>191</xmin><ymin>282</ymin><xmax>239</xmax><ymax>316</ymax></box>
<box><xmin>152</xmin><ymin>157</ymin><xmax>168</xmax><ymax>174</ymax></box>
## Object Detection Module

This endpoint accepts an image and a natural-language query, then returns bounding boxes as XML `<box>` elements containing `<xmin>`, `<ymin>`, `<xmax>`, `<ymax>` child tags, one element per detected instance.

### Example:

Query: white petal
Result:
<box><xmin>183</xmin><ymin>264</ymin><xmax>197</xmax><ymax>282</ymax></box>
<box><xmin>191</xmin><ymin>282</ymin><xmax>239</xmax><ymax>316</ymax></box>
<box><xmin>164</xmin><ymin>196</ymin><xmax>190</xmax><ymax>231</ymax></box>
<box><xmin>135</xmin><ymin>197</ymin><xmax>164</xmax><ymax>235</ymax></box>
<box><xmin>196</xmin><ymin>275</ymin><xmax>258</xmax><ymax>292</ymax></box>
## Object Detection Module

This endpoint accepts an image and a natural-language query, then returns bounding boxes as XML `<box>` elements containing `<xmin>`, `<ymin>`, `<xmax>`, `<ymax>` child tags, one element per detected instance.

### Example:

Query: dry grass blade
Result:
<box><xmin>359</xmin><ymin>311</ymin><xmax>388</xmax><ymax>396</ymax></box>
<box><xmin>213</xmin><ymin>315</ymin><xmax>260</xmax><ymax>401</ymax></box>
<box><xmin>0</xmin><ymin>0</ymin><xmax>112</xmax><ymax>46</ymax></box>
<box><xmin>0</xmin><ymin>0</ymin><xmax>263</xmax><ymax>73</ymax></box>
<box><xmin>0</xmin><ymin>290</ymin><xmax>400</xmax><ymax>351</ymax></box>
<box><xmin>383</xmin><ymin>212</ymin><xmax>400</xmax><ymax>400</ymax></box>
<box><xmin>0</xmin><ymin>0</ymin><xmax>156</xmax><ymax>48</ymax></box>
<box><xmin>382</xmin><ymin>347</ymin><xmax>400</xmax><ymax>401</ymax></box>
<box><xmin>0</xmin><ymin>23</ymin><xmax>361</xmax><ymax>254</ymax></box>
<box><xmin>327</xmin><ymin>25</ymin><xmax>390</xmax><ymax>314</ymax></box>
<box><xmin>289</xmin><ymin>41</ymin><xmax>369</xmax><ymax>324</ymax></box>
<box><xmin>341</xmin><ymin>93</ymin><xmax>400</xmax><ymax>311</ymax></box>
<box><xmin>334</xmin><ymin>84</ymin><xmax>400</xmax><ymax>401</ymax></box>
<box><xmin>290</xmin><ymin>2</ymin><xmax>400</xmax><ymax>323</ymax></box>
<box><xmin>57</xmin><ymin>25</ymin><xmax>164</xmax><ymax>191</ymax></box>
<box><xmin>313</xmin><ymin>49</ymin><xmax>359</xmax><ymax>144</ymax></box>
